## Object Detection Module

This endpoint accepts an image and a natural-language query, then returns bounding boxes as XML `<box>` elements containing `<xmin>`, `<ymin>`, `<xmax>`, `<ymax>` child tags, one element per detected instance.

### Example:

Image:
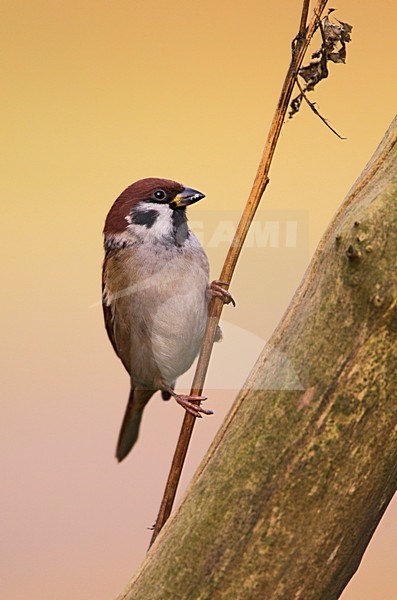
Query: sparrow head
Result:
<box><xmin>104</xmin><ymin>178</ymin><xmax>205</xmax><ymax>248</ymax></box>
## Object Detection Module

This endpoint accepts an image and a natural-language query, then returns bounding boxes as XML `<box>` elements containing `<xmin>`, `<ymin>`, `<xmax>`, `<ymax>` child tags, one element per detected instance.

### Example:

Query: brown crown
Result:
<box><xmin>104</xmin><ymin>177</ymin><xmax>184</xmax><ymax>235</ymax></box>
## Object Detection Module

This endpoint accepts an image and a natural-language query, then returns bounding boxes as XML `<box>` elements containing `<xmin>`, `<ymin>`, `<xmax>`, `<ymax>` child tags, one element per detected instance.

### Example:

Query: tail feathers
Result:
<box><xmin>116</xmin><ymin>388</ymin><xmax>153</xmax><ymax>462</ymax></box>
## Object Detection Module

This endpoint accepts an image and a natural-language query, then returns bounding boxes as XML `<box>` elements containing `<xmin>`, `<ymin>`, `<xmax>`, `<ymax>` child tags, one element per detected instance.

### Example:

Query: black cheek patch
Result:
<box><xmin>130</xmin><ymin>208</ymin><xmax>159</xmax><ymax>228</ymax></box>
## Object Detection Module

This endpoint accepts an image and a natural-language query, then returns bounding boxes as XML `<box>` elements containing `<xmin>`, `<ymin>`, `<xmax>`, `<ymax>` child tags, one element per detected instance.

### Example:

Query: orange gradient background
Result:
<box><xmin>1</xmin><ymin>1</ymin><xmax>395</xmax><ymax>598</ymax></box>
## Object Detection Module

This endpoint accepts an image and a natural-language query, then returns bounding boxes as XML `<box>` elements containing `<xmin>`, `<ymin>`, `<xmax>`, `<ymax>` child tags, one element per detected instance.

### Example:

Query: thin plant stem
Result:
<box><xmin>295</xmin><ymin>77</ymin><xmax>346</xmax><ymax>139</ymax></box>
<box><xmin>149</xmin><ymin>0</ymin><xmax>329</xmax><ymax>548</ymax></box>
<box><xmin>299</xmin><ymin>0</ymin><xmax>311</xmax><ymax>38</ymax></box>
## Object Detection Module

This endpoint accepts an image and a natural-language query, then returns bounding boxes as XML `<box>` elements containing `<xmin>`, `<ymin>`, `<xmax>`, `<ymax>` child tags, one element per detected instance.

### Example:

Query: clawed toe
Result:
<box><xmin>209</xmin><ymin>280</ymin><xmax>236</xmax><ymax>307</ymax></box>
<box><xmin>175</xmin><ymin>394</ymin><xmax>214</xmax><ymax>417</ymax></box>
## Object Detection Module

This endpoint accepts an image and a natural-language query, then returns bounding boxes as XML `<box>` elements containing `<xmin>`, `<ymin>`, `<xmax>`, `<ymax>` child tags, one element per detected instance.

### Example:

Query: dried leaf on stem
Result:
<box><xmin>290</xmin><ymin>9</ymin><xmax>353</xmax><ymax>123</ymax></box>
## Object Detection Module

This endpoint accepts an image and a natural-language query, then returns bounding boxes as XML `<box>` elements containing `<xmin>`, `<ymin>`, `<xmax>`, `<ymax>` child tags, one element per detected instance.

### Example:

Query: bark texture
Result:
<box><xmin>118</xmin><ymin>118</ymin><xmax>397</xmax><ymax>600</ymax></box>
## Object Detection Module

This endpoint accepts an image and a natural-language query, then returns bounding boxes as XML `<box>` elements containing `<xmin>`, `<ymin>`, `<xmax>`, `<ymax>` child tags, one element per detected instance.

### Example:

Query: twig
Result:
<box><xmin>298</xmin><ymin>0</ymin><xmax>310</xmax><ymax>38</ymax></box>
<box><xmin>295</xmin><ymin>77</ymin><xmax>345</xmax><ymax>139</ymax></box>
<box><xmin>149</xmin><ymin>0</ymin><xmax>330</xmax><ymax>548</ymax></box>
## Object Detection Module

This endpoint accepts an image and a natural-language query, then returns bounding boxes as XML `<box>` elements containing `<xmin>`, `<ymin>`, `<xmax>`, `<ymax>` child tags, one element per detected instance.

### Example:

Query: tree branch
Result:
<box><xmin>119</xmin><ymin>115</ymin><xmax>397</xmax><ymax>600</ymax></box>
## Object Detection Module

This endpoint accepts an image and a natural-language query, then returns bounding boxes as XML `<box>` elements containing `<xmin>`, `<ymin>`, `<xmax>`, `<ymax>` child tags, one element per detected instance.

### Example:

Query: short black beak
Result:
<box><xmin>169</xmin><ymin>187</ymin><xmax>205</xmax><ymax>209</ymax></box>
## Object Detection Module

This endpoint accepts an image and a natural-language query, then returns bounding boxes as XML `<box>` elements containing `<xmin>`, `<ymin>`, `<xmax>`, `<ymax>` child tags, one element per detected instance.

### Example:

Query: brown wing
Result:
<box><xmin>101</xmin><ymin>248</ymin><xmax>139</xmax><ymax>376</ymax></box>
<box><xmin>102</xmin><ymin>252</ymin><xmax>121</xmax><ymax>359</ymax></box>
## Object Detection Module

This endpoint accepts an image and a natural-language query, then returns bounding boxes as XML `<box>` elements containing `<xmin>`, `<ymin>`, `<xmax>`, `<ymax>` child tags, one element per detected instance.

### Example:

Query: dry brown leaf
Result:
<box><xmin>289</xmin><ymin>10</ymin><xmax>352</xmax><ymax>122</ymax></box>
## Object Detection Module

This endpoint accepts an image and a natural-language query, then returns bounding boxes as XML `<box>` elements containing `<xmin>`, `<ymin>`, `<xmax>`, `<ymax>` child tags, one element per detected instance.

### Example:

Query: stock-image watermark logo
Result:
<box><xmin>190</xmin><ymin>209</ymin><xmax>305</xmax><ymax>250</ymax></box>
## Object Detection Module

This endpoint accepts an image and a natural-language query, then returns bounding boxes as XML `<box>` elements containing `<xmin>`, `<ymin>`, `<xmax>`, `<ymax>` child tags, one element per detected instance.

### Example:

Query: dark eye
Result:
<box><xmin>153</xmin><ymin>189</ymin><xmax>166</xmax><ymax>200</ymax></box>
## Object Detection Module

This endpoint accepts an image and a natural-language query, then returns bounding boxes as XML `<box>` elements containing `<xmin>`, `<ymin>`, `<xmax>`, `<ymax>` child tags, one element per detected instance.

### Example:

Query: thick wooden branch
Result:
<box><xmin>118</xmin><ymin>118</ymin><xmax>397</xmax><ymax>600</ymax></box>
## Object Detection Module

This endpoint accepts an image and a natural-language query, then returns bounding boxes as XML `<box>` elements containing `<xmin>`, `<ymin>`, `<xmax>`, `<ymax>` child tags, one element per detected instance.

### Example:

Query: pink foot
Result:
<box><xmin>174</xmin><ymin>394</ymin><xmax>214</xmax><ymax>418</ymax></box>
<box><xmin>209</xmin><ymin>280</ymin><xmax>236</xmax><ymax>306</ymax></box>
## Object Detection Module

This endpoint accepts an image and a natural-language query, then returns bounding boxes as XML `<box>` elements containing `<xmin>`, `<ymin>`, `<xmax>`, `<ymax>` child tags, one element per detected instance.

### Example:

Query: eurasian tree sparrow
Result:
<box><xmin>102</xmin><ymin>178</ymin><xmax>234</xmax><ymax>462</ymax></box>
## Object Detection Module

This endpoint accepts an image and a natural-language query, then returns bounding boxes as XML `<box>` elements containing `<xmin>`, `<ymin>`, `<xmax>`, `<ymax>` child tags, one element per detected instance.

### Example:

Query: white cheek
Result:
<box><xmin>127</xmin><ymin>203</ymin><xmax>174</xmax><ymax>242</ymax></box>
<box><xmin>148</xmin><ymin>204</ymin><xmax>174</xmax><ymax>238</ymax></box>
